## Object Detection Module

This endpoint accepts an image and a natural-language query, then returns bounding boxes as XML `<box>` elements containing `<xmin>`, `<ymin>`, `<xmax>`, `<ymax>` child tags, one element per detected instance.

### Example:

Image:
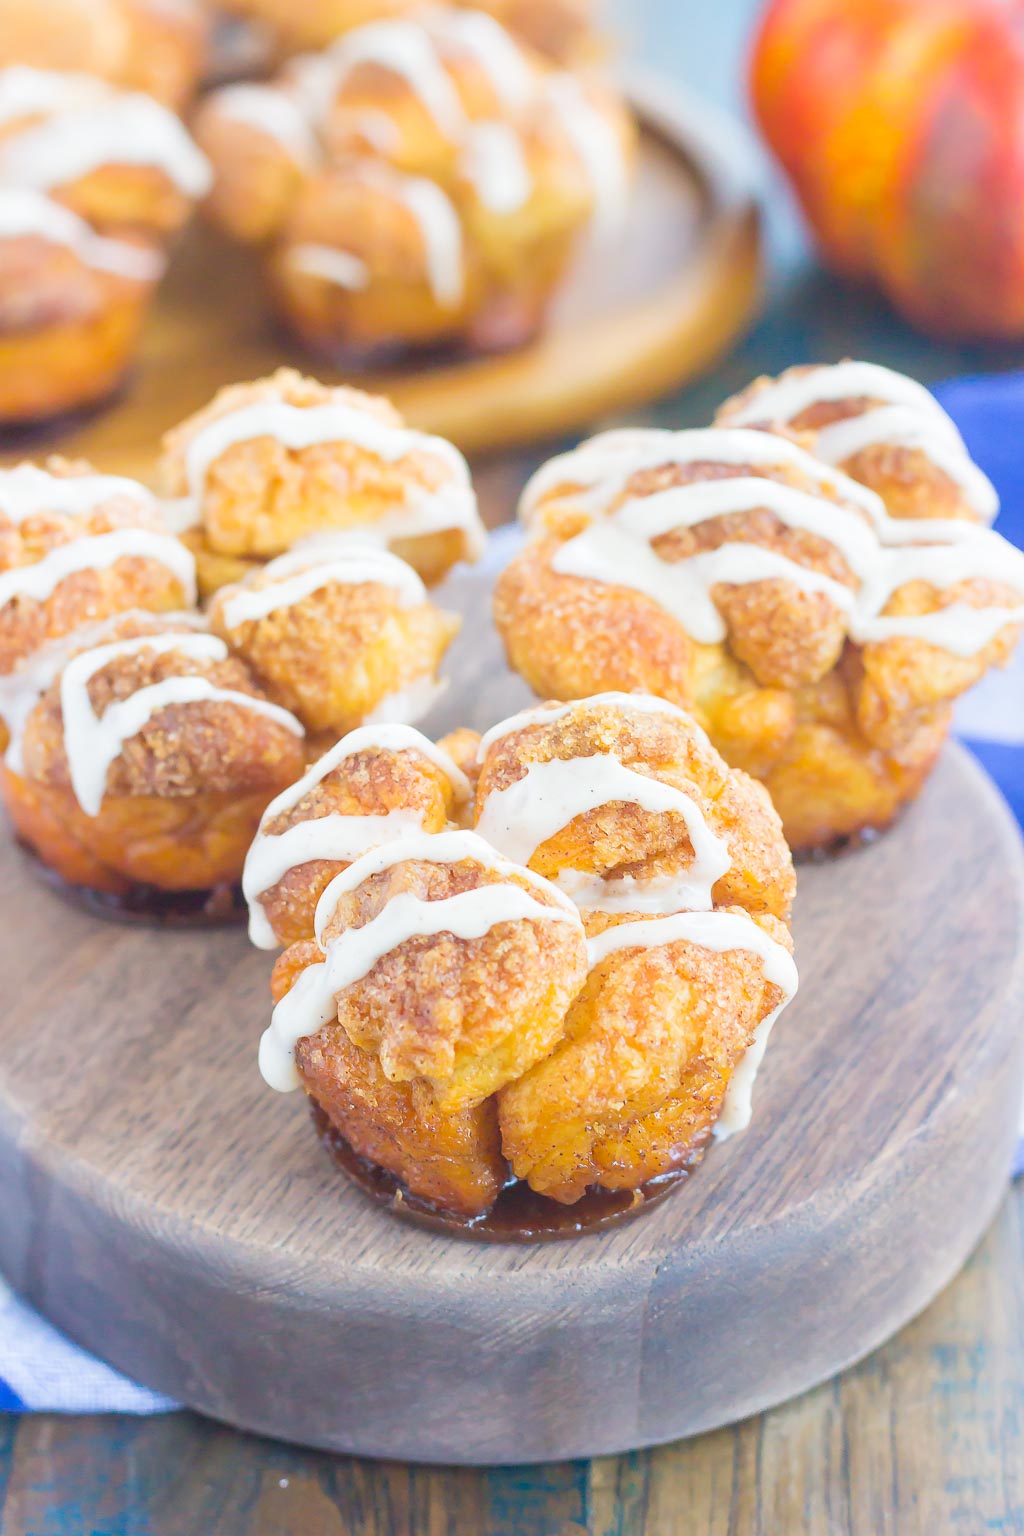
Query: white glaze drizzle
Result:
<box><xmin>259</xmin><ymin>828</ymin><xmax>581</xmax><ymax>1090</ymax></box>
<box><xmin>519</xmin><ymin>427</ymin><xmax>888</xmax><ymax>525</ymax></box>
<box><xmin>381</xmin><ymin>167</ymin><xmax>464</xmax><ymax>306</ymax></box>
<box><xmin>814</xmin><ymin>406</ymin><xmax>999</xmax><ymax>521</ymax></box>
<box><xmin>243</xmin><ymin>723</ymin><xmax>470</xmax><ymax>948</ymax></box>
<box><xmin>0</xmin><ymin>70</ymin><xmax>211</xmax><ymax>197</ymax></box>
<box><xmin>476</xmin><ymin>753</ymin><xmax>731</xmax><ymax>912</ymax></box>
<box><xmin>0</xmin><ymin>187</ymin><xmax>163</xmax><ymax>282</ymax></box>
<box><xmin>0</xmin><ymin>610</ymin><xmax>208</xmax><ymax>772</ymax></box>
<box><xmin>423</xmin><ymin>8</ymin><xmax>532</xmax><ymax>107</ymax></box>
<box><xmin>528</xmin><ymin>428</ymin><xmax>1024</xmax><ymax>657</ymax></box>
<box><xmin>542</xmin><ymin>73</ymin><xmax>629</xmax><ymax>237</ymax></box>
<box><xmin>724</xmin><ymin>362</ymin><xmax>999</xmax><ymax>522</ymax></box>
<box><xmin>173</xmin><ymin>395</ymin><xmax>483</xmax><ymax>555</ymax></box>
<box><xmin>219</xmin><ymin>541</ymin><xmax>426</xmax><ymax>629</ymax></box>
<box><xmin>476</xmin><ymin>692</ymin><xmax>711</xmax><ymax>760</ymax></box>
<box><xmin>585</xmin><ymin>910</ymin><xmax>799</xmax><ymax>1139</ymax></box>
<box><xmin>0</xmin><ymin>462</ymin><xmax>156</xmax><ymax>524</ymax></box>
<box><xmin>326</xmin><ymin>20</ymin><xmax>466</xmax><ymax>139</ymax></box>
<box><xmin>208</xmin><ymin>83</ymin><xmax>318</xmax><ymax>165</ymax></box>
<box><xmin>0</xmin><ymin>528</ymin><xmax>197</xmax><ymax>613</ymax></box>
<box><xmin>459</xmin><ymin>121</ymin><xmax>531</xmax><ymax>212</ymax></box>
<box><xmin>363</xmin><ymin>673</ymin><xmax>447</xmax><ymax>725</ymax></box>
<box><xmin>59</xmin><ymin>633</ymin><xmax>303</xmax><ymax>816</ymax></box>
<box><xmin>286</xmin><ymin>243</ymin><xmax>370</xmax><ymax>290</ymax></box>
<box><xmin>179</xmin><ymin>396</ymin><xmax>469</xmax><ymax>505</ymax></box>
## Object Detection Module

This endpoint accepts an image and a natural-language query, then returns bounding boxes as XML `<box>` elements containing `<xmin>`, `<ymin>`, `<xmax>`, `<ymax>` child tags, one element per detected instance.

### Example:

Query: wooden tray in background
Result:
<box><xmin>0</xmin><ymin>559</ymin><xmax>1021</xmax><ymax>1466</ymax></box>
<box><xmin>11</xmin><ymin>74</ymin><xmax>762</xmax><ymax>476</ymax></box>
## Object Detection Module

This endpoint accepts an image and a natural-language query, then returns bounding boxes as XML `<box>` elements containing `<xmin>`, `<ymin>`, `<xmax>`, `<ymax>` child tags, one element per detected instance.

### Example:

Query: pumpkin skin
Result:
<box><xmin>751</xmin><ymin>0</ymin><xmax>1024</xmax><ymax>338</ymax></box>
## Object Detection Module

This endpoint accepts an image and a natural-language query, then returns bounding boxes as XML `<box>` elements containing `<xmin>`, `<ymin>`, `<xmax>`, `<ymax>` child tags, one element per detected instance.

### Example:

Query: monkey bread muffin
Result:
<box><xmin>255</xmin><ymin>693</ymin><xmax>797</xmax><ymax>1227</ymax></box>
<box><xmin>193</xmin><ymin>9</ymin><xmax>633</xmax><ymax>358</ymax></box>
<box><xmin>160</xmin><ymin>368</ymin><xmax>485</xmax><ymax>598</ymax></box>
<box><xmin>494</xmin><ymin>363</ymin><xmax>1024</xmax><ymax>851</ymax></box>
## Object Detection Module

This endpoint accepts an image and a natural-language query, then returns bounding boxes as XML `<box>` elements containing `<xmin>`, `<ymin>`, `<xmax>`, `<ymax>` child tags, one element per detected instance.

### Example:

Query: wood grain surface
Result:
<box><xmin>0</xmin><ymin>557</ymin><xmax>1021</xmax><ymax>1470</ymax></box>
<box><xmin>5</xmin><ymin>76</ymin><xmax>761</xmax><ymax>476</ymax></box>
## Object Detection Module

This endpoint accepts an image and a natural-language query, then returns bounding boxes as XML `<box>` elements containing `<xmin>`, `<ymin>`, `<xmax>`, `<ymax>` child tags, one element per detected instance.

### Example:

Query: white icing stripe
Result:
<box><xmin>529</xmin><ymin>428</ymin><xmax>1023</xmax><ymax>658</ymax></box>
<box><xmin>287</xmin><ymin>244</ymin><xmax>370</xmax><ymax>289</ymax></box>
<box><xmin>723</xmin><ymin>363</ymin><xmax>999</xmax><ymax>523</ymax></box>
<box><xmin>313</xmin><ymin>827</ymin><xmax>578</xmax><ymax>942</ymax></box>
<box><xmin>543</xmin><ymin>73</ymin><xmax>628</xmax><ymax>237</ymax></box>
<box><xmin>0</xmin><ymin>528</ymin><xmax>197</xmax><ymax>612</ymax></box>
<box><xmin>59</xmin><ymin>633</ymin><xmax>303</xmax><ymax>816</ymax></box>
<box><xmin>814</xmin><ymin>406</ymin><xmax>999</xmax><ymax>521</ymax></box>
<box><xmin>726</xmin><ymin>362</ymin><xmax>957</xmax><ymax>432</ymax></box>
<box><xmin>613</xmin><ymin>478</ymin><xmax>880</xmax><ymax>577</ymax></box>
<box><xmin>0</xmin><ymin>463</ymin><xmax>156</xmax><ymax>524</ymax></box>
<box><xmin>0</xmin><ymin>85</ymin><xmax>211</xmax><ymax>198</ymax></box>
<box><xmin>219</xmin><ymin>544</ymin><xmax>426</xmax><ymax>629</ymax></box>
<box><xmin>476</xmin><ymin>692</ymin><xmax>709</xmax><ymax>759</ymax></box>
<box><xmin>460</xmin><ymin>122</ymin><xmax>531</xmax><ymax>213</ymax></box>
<box><xmin>209</xmin><ymin>83</ymin><xmax>317</xmax><ymax>164</ymax></box>
<box><xmin>244</xmin><ymin>722</ymin><xmax>470</xmax><ymax>945</ymax></box>
<box><xmin>422</xmin><ymin>9</ymin><xmax>533</xmax><ymax>111</ymax></box>
<box><xmin>243</xmin><ymin>807</ymin><xmax>422</xmax><ymax>949</ymax></box>
<box><xmin>519</xmin><ymin>427</ymin><xmax>887</xmax><ymax>524</ymax></box>
<box><xmin>256</xmin><ymin>723</ymin><xmax>470</xmax><ymax>827</ymax></box>
<box><xmin>0</xmin><ymin>67</ymin><xmax>109</xmax><ymax>126</ymax></box>
<box><xmin>0</xmin><ymin>611</ymin><xmax>207</xmax><ymax>772</ymax></box>
<box><xmin>585</xmin><ymin>910</ymin><xmax>798</xmax><ymax>1140</ymax></box>
<box><xmin>552</xmin><ymin>520</ymin><xmax>856</xmax><ymax>644</ymax></box>
<box><xmin>378</xmin><ymin>169</ymin><xmax>464</xmax><ymax>307</ymax></box>
<box><xmin>180</xmin><ymin>399</ymin><xmax>470</xmax><ymax>507</ymax></box>
<box><xmin>259</xmin><ymin>881</ymin><xmax>577</xmax><ymax>1092</ymax></box>
<box><xmin>329</xmin><ymin>20</ymin><xmax>466</xmax><ymax>139</ymax></box>
<box><xmin>857</xmin><ymin>603</ymin><xmax>1024</xmax><ymax>654</ymax></box>
<box><xmin>0</xmin><ymin>188</ymin><xmax>163</xmax><ymax>282</ymax></box>
<box><xmin>475</xmin><ymin>753</ymin><xmax>730</xmax><ymax>911</ymax></box>
<box><xmin>363</xmin><ymin>673</ymin><xmax>447</xmax><ymax>725</ymax></box>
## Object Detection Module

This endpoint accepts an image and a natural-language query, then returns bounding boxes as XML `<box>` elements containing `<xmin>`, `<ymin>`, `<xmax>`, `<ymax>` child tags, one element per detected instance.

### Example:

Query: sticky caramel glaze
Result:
<box><xmin>312</xmin><ymin>1102</ymin><xmax>704</xmax><ymax>1242</ymax></box>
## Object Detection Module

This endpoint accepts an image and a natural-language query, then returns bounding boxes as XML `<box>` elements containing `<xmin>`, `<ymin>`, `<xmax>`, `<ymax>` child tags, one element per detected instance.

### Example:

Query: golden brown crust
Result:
<box><xmin>160</xmin><ymin>369</ymin><xmax>478</xmax><ymax>587</ymax></box>
<box><xmin>497</xmin><ymin>408</ymin><xmax>1023</xmax><ymax>851</ymax></box>
<box><xmin>208</xmin><ymin>554</ymin><xmax>459</xmax><ymax>736</ymax></box>
<box><xmin>16</xmin><ymin>611</ymin><xmax>305</xmax><ymax>891</ymax></box>
<box><xmin>319</xmin><ymin>852</ymin><xmax>587</xmax><ymax>1113</ymax></box>
<box><xmin>257</xmin><ymin>741</ymin><xmax>462</xmax><ymax>948</ymax></box>
<box><xmin>498</xmin><ymin>909</ymin><xmax>791</xmax><ymax>1204</ymax></box>
<box><xmin>0</xmin><ymin>458</ymin><xmax>189</xmax><ymax>674</ymax></box>
<box><xmin>474</xmin><ymin>697</ymin><xmax>795</xmax><ymax>921</ymax></box>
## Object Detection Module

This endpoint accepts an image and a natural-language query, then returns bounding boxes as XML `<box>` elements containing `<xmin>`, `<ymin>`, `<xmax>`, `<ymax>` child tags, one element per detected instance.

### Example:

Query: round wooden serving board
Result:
<box><xmin>8</xmin><ymin>74</ymin><xmax>762</xmax><ymax>471</ymax></box>
<box><xmin>0</xmin><ymin>558</ymin><xmax>1022</xmax><ymax>1464</ymax></box>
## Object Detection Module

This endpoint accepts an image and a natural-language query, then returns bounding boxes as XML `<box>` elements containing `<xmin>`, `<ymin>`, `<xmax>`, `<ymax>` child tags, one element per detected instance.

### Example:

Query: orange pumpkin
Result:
<box><xmin>751</xmin><ymin>0</ymin><xmax>1024</xmax><ymax>337</ymax></box>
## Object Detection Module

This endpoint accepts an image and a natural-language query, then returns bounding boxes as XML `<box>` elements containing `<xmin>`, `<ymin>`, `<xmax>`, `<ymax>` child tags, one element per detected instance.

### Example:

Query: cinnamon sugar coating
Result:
<box><xmin>0</xmin><ymin>458</ymin><xmax>190</xmax><ymax>675</ymax></box>
<box><xmin>12</xmin><ymin>611</ymin><xmax>305</xmax><ymax>893</ymax></box>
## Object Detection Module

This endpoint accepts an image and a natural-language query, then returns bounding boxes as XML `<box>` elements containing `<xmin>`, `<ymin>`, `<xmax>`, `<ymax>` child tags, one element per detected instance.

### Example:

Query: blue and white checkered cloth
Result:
<box><xmin>1</xmin><ymin>372</ymin><xmax>1021</xmax><ymax>1415</ymax></box>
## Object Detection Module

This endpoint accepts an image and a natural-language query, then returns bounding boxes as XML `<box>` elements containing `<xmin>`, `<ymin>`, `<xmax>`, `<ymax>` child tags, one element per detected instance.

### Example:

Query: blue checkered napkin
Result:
<box><xmin>1</xmin><ymin>375</ymin><xmax>1021</xmax><ymax>1412</ymax></box>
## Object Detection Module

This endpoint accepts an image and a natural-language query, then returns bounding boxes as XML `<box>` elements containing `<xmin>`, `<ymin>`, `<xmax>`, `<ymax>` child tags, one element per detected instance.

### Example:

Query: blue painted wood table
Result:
<box><xmin>3</xmin><ymin>2</ymin><xmax>1023</xmax><ymax>1531</ymax></box>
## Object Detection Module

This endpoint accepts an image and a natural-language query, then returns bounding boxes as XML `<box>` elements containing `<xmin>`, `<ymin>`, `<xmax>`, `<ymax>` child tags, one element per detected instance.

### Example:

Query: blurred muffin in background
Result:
<box><xmin>0</xmin><ymin>0</ymin><xmax>209</xmax><ymax>111</ymax></box>
<box><xmin>209</xmin><ymin>0</ymin><xmax>603</xmax><ymax>67</ymax></box>
<box><xmin>193</xmin><ymin>8</ymin><xmax>633</xmax><ymax>359</ymax></box>
<box><xmin>0</xmin><ymin>68</ymin><xmax>210</xmax><ymax>423</ymax></box>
